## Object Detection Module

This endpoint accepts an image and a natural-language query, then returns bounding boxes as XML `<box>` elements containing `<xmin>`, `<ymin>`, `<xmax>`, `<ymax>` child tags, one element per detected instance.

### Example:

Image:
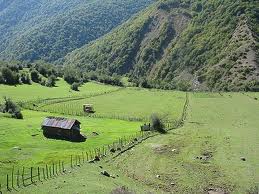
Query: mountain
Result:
<box><xmin>0</xmin><ymin>0</ymin><xmax>154</xmax><ymax>62</ymax></box>
<box><xmin>65</xmin><ymin>0</ymin><xmax>259</xmax><ymax>91</ymax></box>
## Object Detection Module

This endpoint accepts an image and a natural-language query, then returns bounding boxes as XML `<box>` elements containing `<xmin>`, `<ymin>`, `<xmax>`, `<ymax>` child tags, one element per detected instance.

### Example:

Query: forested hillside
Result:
<box><xmin>65</xmin><ymin>0</ymin><xmax>259</xmax><ymax>91</ymax></box>
<box><xmin>0</xmin><ymin>0</ymin><xmax>154</xmax><ymax>62</ymax></box>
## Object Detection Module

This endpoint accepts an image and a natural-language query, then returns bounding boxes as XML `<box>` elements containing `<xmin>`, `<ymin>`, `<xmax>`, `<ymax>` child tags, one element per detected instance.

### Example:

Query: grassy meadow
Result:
<box><xmin>0</xmin><ymin>110</ymin><xmax>142</xmax><ymax>183</ymax></box>
<box><xmin>0</xmin><ymin>79</ymin><xmax>119</xmax><ymax>103</ymax></box>
<box><xmin>36</xmin><ymin>88</ymin><xmax>186</xmax><ymax>122</ymax></box>
<box><xmin>0</xmin><ymin>81</ymin><xmax>186</xmax><ymax>187</ymax></box>
<box><xmin>1</xmin><ymin>80</ymin><xmax>258</xmax><ymax>194</ymax></box>
<box><xmin>109</xmin><ymin>93</ymin><xmax>259</xmax><ymax>193</ymax></box>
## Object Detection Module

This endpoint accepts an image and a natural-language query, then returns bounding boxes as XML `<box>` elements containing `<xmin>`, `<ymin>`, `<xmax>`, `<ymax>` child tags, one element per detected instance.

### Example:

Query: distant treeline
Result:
<box><xmin>0</xmin><ymin>61</ymin><xmax>123</xmax><ymax>89</ymax></box>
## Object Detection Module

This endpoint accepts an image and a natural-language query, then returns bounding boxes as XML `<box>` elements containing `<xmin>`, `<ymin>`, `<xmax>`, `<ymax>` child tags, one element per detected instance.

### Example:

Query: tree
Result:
<box><xmin>30</xmin><ymin>69</ymin><xmax>40</xmax><ymax>83</ymax></box>
<box><xmin>20</xmin><ymin>72</ymin><xmax>31</xmax><ymax>84</ymax></box>
<box><xmin>45</xmin><ymin>75</ymin><xmax>56</xmax><ymax>87</ymax></box>
<box><xmin>1</xmin><ymin>67</ymin><xmax>19</xmax><ymax>85</ymax></box>
<box><xmin>63</xmin><ymin>67</ymin><xmax>80</xmax><ymax>84</ymax></box>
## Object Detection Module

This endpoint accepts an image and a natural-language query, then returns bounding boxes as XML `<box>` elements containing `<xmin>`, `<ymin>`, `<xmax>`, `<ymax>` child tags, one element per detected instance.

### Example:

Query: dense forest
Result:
<box><xmin>65</xmin><ymin>0</ymin><xmax>259</xmax><ymax>91</ymax></box>
<box><xmin>0</xmin><ymin>0</ymin><xmax>154</xmax><ymax>62</ymax></box>
<box><xmin>0</xmin><ymin>0</ymin><xmax>258</xmax><ymax>91</ymax></box>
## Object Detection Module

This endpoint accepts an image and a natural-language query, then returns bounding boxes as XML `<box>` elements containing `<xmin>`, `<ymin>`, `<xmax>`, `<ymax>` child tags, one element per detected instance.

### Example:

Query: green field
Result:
<box><xmin>36</xmin><ymin>88</ymin><xmax>186</xmax><ymax>122</ymax></box>
<box><xmin>0</xmin><ymin>81</ymin><xmax>186</xmax><ymax>188</ymax></box>
<box><xmin>109</xmin><ymin>93</ymin><xmax>259</xmax><ymax>193</ymax></box>
<box><xmin>0</xmin><ymin>79</ymin><xmax>119</xmax><ymax>102</ymax></box>
<box><xmin>1</xmin><ymin>81</ymin><xmax>258</xmax><ymax>194</ymax></box>
<box><xmin>0</xmin><ymin>110</ymin><xmax>142</xmax><ymax>183</ymax></box>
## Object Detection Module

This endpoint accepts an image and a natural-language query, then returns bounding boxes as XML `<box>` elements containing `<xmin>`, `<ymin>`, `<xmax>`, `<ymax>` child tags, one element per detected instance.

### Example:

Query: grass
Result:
<box><xmin>108</xmin><ymin>92</ymin><xmax>259</xmax><ymax>193</ymax></box>
<box><xmin>0</xmin><ymin>82</ymin><xmax>186</xmax><ymax>188</ymax></box>
<box><xmin>38</xmin><ymin>88</ymin><xmax>186</xmax><ymax>122</ymax></box>
<box><xmin>0</xmin><ymin>79</ymin><xmax>119</xmax><ymax>103</ymax></box>
<box><xmin>2</xmin><ymin>81</ymin><xmax>257</xmax><ymax>193</ymax></box>
<box><xmin>0</xmin><ymin>110</ymin><xmax>142</xmax><ymax>184</ymax></box>
<box><xmin>19</xmin><ymin>162</ymin><xmax>157</xmax><ymax>194</ymax></box>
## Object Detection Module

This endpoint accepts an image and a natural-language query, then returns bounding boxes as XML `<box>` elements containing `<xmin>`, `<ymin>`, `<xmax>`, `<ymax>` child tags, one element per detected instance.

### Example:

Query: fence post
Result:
<box><xmin>0</xmin><ymin>182</ymin><xmax>2</xmax><ymax>194</ymax></box>
<box><xmin>85</xmin><ymin>152</ymin><xmax>88</xmax><ymax>161</ymax></box>
<box><xmin>17</xmin><ymin>169</ymin><xmax>20</xmax><ymax>188</ymax></box>
<box><xmin>22</xmin><ymin>167</ymin><xmax>25</xmax><ymax>186</ymax></box>
<box><xmin>42</xmin><ymin>168</ymin><xmax>45</xmax><ymax>180</ymax></box>
<box><xmin>38</xmin><ymin>167</ymin><xmax>40</xmax><ymax>182</ymax></box>
<box><xmin>52</xmin><ymin>163</ymin><xmax>55</xmax><ymax>176</ymax></box>
<box><xmin>30</xmin><ymin>167</ymin><xmax>33</xmax><ymax>184</ymax></box>
<box><xmin>62</xmin><ymin>161</ymin><xmax>65</xmax><ymax>173</ymax></box>
<box><xmin>82</xmin><ymin>152</ymin><xmax>85</xmax><ymax>163</ymax></box>
<box><xmin>11</xmin><ymin>166</ymin><xmax>14</xmax><ymax>189</ymax></box>
<box><xmin>71</xmin><ymin>155</ymin><xmax>73</xmax><ymax>168</ymax></box>
<box><xmin>55</xmin><ymin>163</ymin><xmax>58</xmax><ymax>175</ymax></box>
<box><xmin>46</xmin><ymin>165</ymin><xmax>48</xmax><ymax>179</ymax></box>
<box><xmin>6</xmin><ymin>174</ymin><xmax>9</xmax><ymax>191</ymax></box>
<box><xmin>49</xmin><ymin>166</ymin><xmax>52</xmax><ymax>178</ymax></box>
<box><xmin>59</xmin><ymin>161</ymin><xmax>61</xmax><ymax>173</ymax></box>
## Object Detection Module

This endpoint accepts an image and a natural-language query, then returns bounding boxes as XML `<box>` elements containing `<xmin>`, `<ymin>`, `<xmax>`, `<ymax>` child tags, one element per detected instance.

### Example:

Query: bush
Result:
<box><xmin>45</xmin><ymin>75</ymin><xmax>56</xmax><ymax>87</ymax></box>
<box><xmin>1</xmin><ymin>67</ymin><xmax>20</xmax><ymax>85</ymax></box>
<box><xmin>20</xmin><ymin>72</ymin><xmax>31</xmax><ymax>84</ymax></box>
<box><xmin>1</xmin><ymin>97</ymin><xmax>23</xmax><ymax>119</ymax></box>
<box><xmin>40</xmin><ymin>77</ymin><xmax>47</xmax><ymax>86</ymax></box>
<box><xmin>150</xmin><ymin>113</ymin><xmax>166</xmax><ymax>133</ymax></box>
<box><xmin>12</xmin><ymin>110</ymin><xmax>23</xmax><ymax>119</ymax></box>
<box><xmin>71</xmin><ymin>82</ymin><xmax>80</xmax><ymax>91</ymax></box>
<box><xmin>30</xmin><ymin>69</ymin><xmax>40</xmax><ymax>83</ymax></box>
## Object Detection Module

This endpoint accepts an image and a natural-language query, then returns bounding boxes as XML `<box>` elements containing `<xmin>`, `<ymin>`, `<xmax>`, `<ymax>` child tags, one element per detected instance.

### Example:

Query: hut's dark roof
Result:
<box><xmin>42</xmin><ymin>117</ymin><xmax>80</xmax><ymax>130</ymax></box>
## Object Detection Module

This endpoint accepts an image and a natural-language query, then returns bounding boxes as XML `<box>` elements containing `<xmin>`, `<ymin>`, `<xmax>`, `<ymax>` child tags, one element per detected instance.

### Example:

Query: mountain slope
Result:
<box><xmin>65</xmin><ymin>0</ymin><xmax>259</xmax><ymax>91</ymax></box>
<box><xmin>0</xmin><ymin>0</ymin><xmax>154</xmax><ymax>62</ymax></box>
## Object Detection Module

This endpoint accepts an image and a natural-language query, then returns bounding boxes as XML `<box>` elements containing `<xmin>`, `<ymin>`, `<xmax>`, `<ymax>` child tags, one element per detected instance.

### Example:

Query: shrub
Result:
<box><xmin>20</xmin><ymin>72</ymin><xmax>31</xmax><ymax>84</ymax></box>
<box><xmin>150</xmin><ymin>113</ymin><xmax>166</xmax><ymax>133</ymax></box>
<box><xmin>30</xmin><ymin>69</ymin><xmax>40</xmax><ymax>83</ymax></box>
<box><xmin>1</xmin><ymin>97</ymin><xmax>23</xmax><ymax>119</ymax></box>
<box><xmin>40</xmin><ymin>77</ymin><xmax>47</xmax><ymax>86</ymax></box>
<box><xmin>71</xmin><ymin>82</ymin><xmax>80</xmax><ymax>91</ymax></box>
<box><xmin>1</xmin><ymin>67</ymin><xmax>20</xmax><ymax>85</ymax></box>
<box><xmin>45</xmin><ymin>75</ymin><xmax>56</xmax><ymax>87</ymax></box>
<box><xmin>12</xmin><ymin>110</ymin><xmax>23</xmax><ymax>119</ymax></box>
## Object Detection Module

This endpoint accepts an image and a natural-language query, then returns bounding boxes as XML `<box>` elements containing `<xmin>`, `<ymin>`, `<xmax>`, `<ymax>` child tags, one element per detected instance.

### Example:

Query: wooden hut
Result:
<box><xmin>41</xmin><ymin>117</ymin><xmax>86</xmax><ymax>142</ymax></box>
<box><xmin>83</xmin><ymin>104</ymin><xmax>94</xmax><ymax>113</ymax></box>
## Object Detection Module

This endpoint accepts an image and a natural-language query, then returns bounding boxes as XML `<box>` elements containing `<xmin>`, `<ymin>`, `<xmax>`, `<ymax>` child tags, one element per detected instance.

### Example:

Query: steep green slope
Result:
<box><xmin>65</xmin><ymin>0</ymin><xmax>259</xmax><ymax>91</ymax></box>
<box><xmin>0</xmin><ymin>0</ymin><xmax>154</xmax><ymax>62</ymax></box>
